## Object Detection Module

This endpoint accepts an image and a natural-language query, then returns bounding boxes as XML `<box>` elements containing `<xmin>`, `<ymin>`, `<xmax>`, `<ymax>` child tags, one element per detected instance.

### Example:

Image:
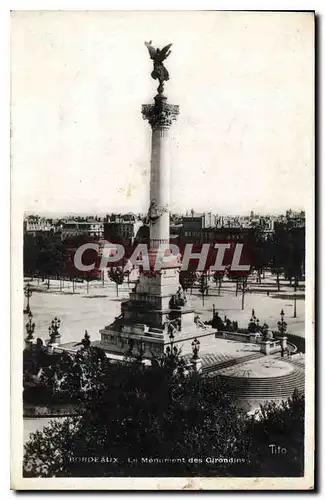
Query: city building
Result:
<box><xmin>104</xmin><ymin>219</ymin><xmax>143</xmax><ymax>246</ymax></box>
<box><xmin>61</xmin><ymin>221</ymin><xmax>104</xmax><ymax>240</ymax></box>
<box><xmin>24</xmin><ymin>218</ymin><xmax>55</xmax><ymax>235</ymax></box>
<box><xmin>182</xmin><ymin>212</ymin><xmax>218</xmax><ymax>231</ymax></box>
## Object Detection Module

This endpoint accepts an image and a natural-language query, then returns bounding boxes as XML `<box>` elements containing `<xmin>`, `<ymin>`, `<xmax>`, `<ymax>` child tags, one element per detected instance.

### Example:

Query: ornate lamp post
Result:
<box><xmin>277</xmin><ymin>309</ymin><xmax>287</xmax><ymax>336</ymax></box>
<box><xmin>24</xmin><ymin>283</ymin><xmax>32</xmax><ymax>315</ymax></box>
<box><xmin>165</xmin><ymin>320</ymin><xmax>183</xmax><ymax>362</ymax></box>
<box><xmin>248</xmin><ymin>309</ymin><xmax>256</xmax><ymax>330</ymax></box>
<box><xmin>277</xmin><ymin>309</ymin><xmax>288</xmax><ymax>356</ymax></box>
<box><xmin>168</xmin><ymin>322</ymin><xmax>175</xmax><ymax>347</ymax></box>
<box><xmin>48</xmin><ymin>317</ymin><xmax>61</xmax><ymax>345</ymax></box>
<box><xmin>191</xmin><ymin>337</ymin><xmax>202</xmax><ymax>373</ymax></box>
<box><xmin>191</xmin><ymin>338</ymin><xmax>200</xmax><ymax>360</ymax></box>
<box><xmin>248</xmin><ymin>309</ymin><xmax>261</xmax><ymax>335</ymax></box>
<box><xmin>25</xmin><ymin>311</ymin><xmax>35</xmax><ymax>346</ymax></box>
<box><xmin>165</xmin><ymin>321</ymin><xmax>175</xmax><ymax>358</ymax></box>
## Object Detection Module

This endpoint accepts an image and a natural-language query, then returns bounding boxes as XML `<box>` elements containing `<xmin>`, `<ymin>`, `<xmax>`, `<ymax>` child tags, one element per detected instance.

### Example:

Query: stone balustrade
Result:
<box><xmin>216</xmin><ymin>330</ymin><xmax>290</xmax><ymax>356</ymax></box>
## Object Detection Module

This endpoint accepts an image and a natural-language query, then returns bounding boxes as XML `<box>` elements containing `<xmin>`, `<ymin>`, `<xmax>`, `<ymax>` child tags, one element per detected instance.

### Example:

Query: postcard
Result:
<box><xmin>11</xmin><ymin>10</ymin><xmax>314</xmax><ymax>490</ymax></box>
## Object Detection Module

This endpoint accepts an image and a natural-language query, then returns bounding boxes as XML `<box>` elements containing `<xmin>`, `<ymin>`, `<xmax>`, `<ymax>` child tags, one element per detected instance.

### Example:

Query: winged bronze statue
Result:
<box><xmin>145</xmin><ymin>41</ymin><xmax>173</xmax><ymax>94</ymax></box>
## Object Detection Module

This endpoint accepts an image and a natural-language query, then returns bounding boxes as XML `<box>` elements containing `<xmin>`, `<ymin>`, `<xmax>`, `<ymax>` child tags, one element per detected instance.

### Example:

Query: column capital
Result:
<box><xmin>142</xmin><ymin>94</ymin><xmax>179</xmax><ymax>130</ymax></box>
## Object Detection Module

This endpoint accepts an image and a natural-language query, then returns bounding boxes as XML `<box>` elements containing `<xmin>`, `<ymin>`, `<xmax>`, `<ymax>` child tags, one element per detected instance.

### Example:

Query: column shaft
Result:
<box><xmin>150</xmin><ymin>127</ymin><xmax>170</xmax><ymax>248</ymax></box>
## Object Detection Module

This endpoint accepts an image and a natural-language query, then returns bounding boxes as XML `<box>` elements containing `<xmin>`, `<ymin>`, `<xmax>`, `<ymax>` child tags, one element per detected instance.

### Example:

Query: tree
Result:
<box><xmin>227</xmin><ymin>273</ymin><xmax>241</xmax><ymax>297</ymax></box>
<box><xmin>269</xmin><ymin>225</ymin><xmax>288</xmax><ymax>291</ymax></box>
<box><xmin>24</xmin><ymin>343</ymin><xmax>109</xmax><ymax>406</ymax></box>
<box><xmin>124</xmin><ymin>269</ymin><xmax>131</xmax><ymax>287</ymax></box>
<box><xmin>23</xmin><ymin>417</ymin><xmax>80</xmax><ymax>477</ymax></box>
<box><xmin>23</xmin><ymin>233</ymin><xmax>38</xmax><ymax>277</ymax></box>
<box><xmin>246</xmin><ymin>225</ymin><xmax>268</xmax><ymax>284</ymax></box>
<box><xmin>24</xmin><ymin>353</ymin><xmax>252</xmax><ymax>478</ymax></box>
<box><xmin>273</xmin><ymin>266</ymin><xmax>283</xmax><ymax>292</ymax></box>
<box><xmin>293</xmin><ymin>276</ymin><xmax>299</xmax><ymax>318</ymax></box>
<box><xmin>237</xmin><ymin>276</ymin><xmax>249</xmax><ymax>311</ymax></box>
<box><xmin>247</xmin><ymin>390</ymin><xmax>304</xmax><ymax>477</ymax></box>
<box><xmin>198</xmin><ymin>272</ymin><xmax>209</xmax><ymax>306</ymax></box>
<box><xmin>108</xmin><ymin>267</ymin><xmax>125</xmax><ymax>297</ymax></box>
<box><xmin>270</xmin><ymin>224</ymin><xmax>305</xmax><ymax>293</ymax></box>
<box><xmin>284</xmin><ymin>229</ymin><xmax>304</xmax><ymax>317</ymax></box>
<box><xmin>213</xmin><ymin>270</ymin><xmax>225</xmax><ymax>296</ymax></box>
<box><xmin>23</xmin><ymin>233</ymin><xmax>67</xmax><ymax>288</ymax></box>
<box><xmin>23</xmin><ymin>345</ymin><xmax>305</xmax><ymax>478</ymax></box>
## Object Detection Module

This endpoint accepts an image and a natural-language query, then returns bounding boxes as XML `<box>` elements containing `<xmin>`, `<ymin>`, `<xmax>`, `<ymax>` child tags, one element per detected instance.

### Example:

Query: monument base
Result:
<box><xmin>99</xmin><ymin>266</ymin><xmax>209</xmax><ymax>359</ymax></box>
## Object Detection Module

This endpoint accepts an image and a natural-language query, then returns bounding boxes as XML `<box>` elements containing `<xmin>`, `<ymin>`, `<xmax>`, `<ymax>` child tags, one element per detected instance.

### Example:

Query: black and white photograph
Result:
<box><xmin>10</xmin><ymin>10</ymin><xmax>314</xmax><ymax>490</ymax></box>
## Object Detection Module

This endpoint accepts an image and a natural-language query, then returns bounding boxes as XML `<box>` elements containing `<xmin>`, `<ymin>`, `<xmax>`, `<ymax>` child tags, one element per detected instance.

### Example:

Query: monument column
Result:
<box><xmin>99</xmin><ymin>42</ymin><xmax>215</xmax><ymax>359</ymax></box>
<box><xmin>142</xmin><ymin>94</ymin><xmax>179</xmax><ymax>251</ymax></box>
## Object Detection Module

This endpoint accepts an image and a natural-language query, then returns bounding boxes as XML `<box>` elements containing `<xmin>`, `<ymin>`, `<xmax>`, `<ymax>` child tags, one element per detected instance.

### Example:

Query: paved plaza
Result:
<box><xmin>24</xmin><ymin>273</ymin><xmax>305</xmax><ymax>348</ymax></box>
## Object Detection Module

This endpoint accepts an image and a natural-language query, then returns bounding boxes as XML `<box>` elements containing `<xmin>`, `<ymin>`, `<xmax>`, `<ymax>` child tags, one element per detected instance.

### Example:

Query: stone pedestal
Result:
<box><xmin>46</xmin><ymin>342</ymin><xmax>58</xmax><ymax>355</ymax></box>
<box><xmin>260</xmin><ymin>340</ymin><xmax>271</xmax><ymax>355</ymax></box>
<box><xmin>279</xmin><ymin>336</ymin><xmax>288</xmax><ymax>350</ymax></box>
<box><xmin>266</xmin><ymin>329</ymin><xmax>274</xmax><ymax>341</ymax></box>
<box><xmin>24</xmin><ymin>338</ymin><xmax>34</xmax><ymax>349</ymax></box>
<box><xmin>191</xmin><ymin>357</ymin><xmax>202</xmax><ymax>373</ymax></box>
<box><xmin>249</xmin><ymin>332</ymin><xmax>262</xmax><ymax>344</ymax></box>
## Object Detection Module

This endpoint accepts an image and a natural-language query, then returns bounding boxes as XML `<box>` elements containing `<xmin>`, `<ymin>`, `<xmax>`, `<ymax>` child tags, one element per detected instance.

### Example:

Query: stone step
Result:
<box><xmin>224</xmin><ymin>380</ymin><xmax>305</xmax><ymax>392</ymax></box>
<box><xmin>226</xmin><ymin>388</ymin><xmax>305</xmax><ymax>399</ymax></box>
<box><xmin>219</xmin><ymin>368</ymin><xmax>305</xmax><ymax>399</ymax></box>
<box><xmin>202</xmin><ymin>352</ymin><xmax>263</xmax><ymax>374</ymax></box>
<box><xmin>221</xmin><ymin>372</ymin><xmax>304</xmax><ymax>388</ymax></box>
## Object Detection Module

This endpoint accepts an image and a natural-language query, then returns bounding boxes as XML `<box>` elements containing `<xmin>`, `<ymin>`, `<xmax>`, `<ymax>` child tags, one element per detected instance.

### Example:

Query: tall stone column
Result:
<box><xmin>142</xmin><ymin>94</ymin><xmax>179</xmax><ymax>251</ymax></box>
<box><xmin>98</xmin><ymin>43</ymin><xmax>217</xmax><ymax>359</ymax></box>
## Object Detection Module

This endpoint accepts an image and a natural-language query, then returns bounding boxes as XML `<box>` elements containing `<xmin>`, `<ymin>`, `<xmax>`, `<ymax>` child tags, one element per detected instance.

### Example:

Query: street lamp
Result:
<box><xmin>165</xmin><ymin>320</ymin><xmax>182</xmax><ymax>360</ymax></box>
<box><xmin>25</xmin><ymin>312</ymin><xmax>35</xmax><ymax>342</ymax></box>
<box><xmin>277</xmin><ymin>309</ymin><xmax>287</xmax><ymax>336</ymax></box>
<box><xmin>248</xmin><ymin>309</ymin><xmax>260</xmax><ymax>333</ymax></box>
<box><xmin>168</xmin><ymin>323</ymin><xmax>175</xmax><ymax>345</ymax></box>
<box><xmin>191</xmin><ymin>338</ymin><xmax>200</xmax><ymax>360</ymax></box>
<box><xmin>24</xmin><ymin>283</ymin><xmax>33</xmax><ymax>315</ymax></box>
<box><xmin>48</xmin><ymin>317</ymin><xmax>61</xmax><ymax>344</ymax></box>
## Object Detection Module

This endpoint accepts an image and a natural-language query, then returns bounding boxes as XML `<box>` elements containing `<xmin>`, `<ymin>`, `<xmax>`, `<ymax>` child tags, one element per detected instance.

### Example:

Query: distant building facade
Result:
<box><xmin>104</xmin><ymin>219</ymin><xmax>143</xmax><ymax>246</ymax></box>
<box><xmin>61</xmin><ymin>221</ymin><xmax>104</xmax><ymax>240</ymax></box>
<box><xmin>182</xmin><ymin>212</ymin><xmax>217</xmax><ymax>231</ymax></box>
<box><xmin>24</xmin><ymin>218</ymin><xmax>55</xmax><ymax>235</ymax></box>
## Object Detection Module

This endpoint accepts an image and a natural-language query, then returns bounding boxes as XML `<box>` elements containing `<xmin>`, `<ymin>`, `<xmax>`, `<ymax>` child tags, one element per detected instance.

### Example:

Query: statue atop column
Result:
<box><xmin>142</xmin><ymin>40</ymin><xmax>179</xmax><ymax>129</ymax></box>
<box><xmin>145</xmin><ymin>41</ymin><xmax>172</xmax><ymax>94</ymax></box>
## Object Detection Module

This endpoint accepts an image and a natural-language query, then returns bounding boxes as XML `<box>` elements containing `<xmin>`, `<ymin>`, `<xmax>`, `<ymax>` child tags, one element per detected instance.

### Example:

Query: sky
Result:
<box><xmin>11</xmin><ymin>11</ymin><xmax>314</xmax><ymax>216</ymax></box>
